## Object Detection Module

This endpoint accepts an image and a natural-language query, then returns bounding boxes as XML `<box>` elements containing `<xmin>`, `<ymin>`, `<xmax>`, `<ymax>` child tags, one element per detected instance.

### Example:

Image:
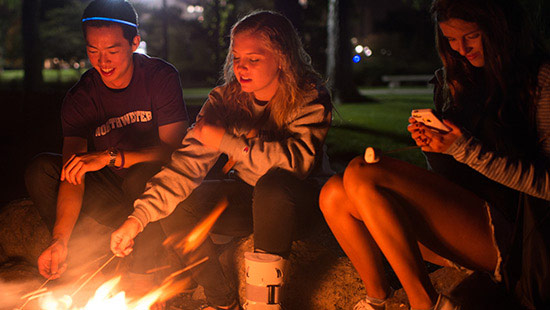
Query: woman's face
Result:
<box><xmin>439</xmin><ymin>18</ymin><xmax>485</xmax><ymax>67</ymax></box>
<box><xmin>232</xmin><ymin>32</ymin><xmax>281</xmax><ymax>101</ymax></box>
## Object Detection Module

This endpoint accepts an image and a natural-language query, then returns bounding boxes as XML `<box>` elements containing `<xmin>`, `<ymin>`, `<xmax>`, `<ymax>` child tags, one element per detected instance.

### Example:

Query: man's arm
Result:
<box><xmin>38</xmin><ymin>137</ymin><xmax>87</xmax><ymax>278</ymax></box>
<box><xmin>114</xmin><ymin>120</ymin><xmax>189</xmax><ymax>167</ymax></box>
<box><xmin>62</xmin><ymin>121</ymin><xmax>188</xmax><ymax>184</ymax></box>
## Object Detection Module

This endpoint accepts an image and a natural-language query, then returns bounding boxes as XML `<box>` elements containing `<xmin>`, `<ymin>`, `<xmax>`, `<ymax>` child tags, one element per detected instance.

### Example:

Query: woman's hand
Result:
<box><xmin>193</xmin><ymin>121</ymin><xmax>225</xmax><ymax>150</ymax></box>
<box><xmin>61</xmin><ymin>151</ymin><xmax>110</xmax><ymax>185</ymax></box>
<box><xmin>110</xmin><ymin>218</ymin><xmax>142</xmax><ymax>257</ymax></box>
<box><xmin>407</xmin><ymin>117</ymin><xmax>462</xmax><ymax>153</ymax></box>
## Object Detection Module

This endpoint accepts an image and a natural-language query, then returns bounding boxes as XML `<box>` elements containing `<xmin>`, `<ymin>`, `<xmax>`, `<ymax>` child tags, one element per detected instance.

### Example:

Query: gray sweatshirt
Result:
<box><xmin>131</xmin><ymin>84</ymin><xmax>334</xmax><ymax>228</ymax></box>
<box><xmin>444</xmin><ymin>63</ymin><xmax>550</xmax><ymax>200</ymax></box>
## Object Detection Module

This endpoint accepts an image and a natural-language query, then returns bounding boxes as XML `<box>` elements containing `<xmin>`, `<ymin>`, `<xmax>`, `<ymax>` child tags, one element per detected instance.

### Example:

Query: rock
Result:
<box><xmin>0</xmin><ymin>199</ymin><xmax>517</xmax><ymax>309</ymax></box>
<box><xmin>0</xmin><ymin>199</ymin><xmax>51</xmax><ymax>266</ymax></box>
<box><xmin>225</xmin><ymin>228</ymin><xmax>471</xmax><ymax>310</ymax></box>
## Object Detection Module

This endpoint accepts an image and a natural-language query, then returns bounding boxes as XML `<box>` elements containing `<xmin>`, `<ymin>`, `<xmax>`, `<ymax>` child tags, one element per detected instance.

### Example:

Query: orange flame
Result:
<box><xmin>163</xmin><ymin>198</ymin><xmax>228</xmax><ymax>254</ymax></box>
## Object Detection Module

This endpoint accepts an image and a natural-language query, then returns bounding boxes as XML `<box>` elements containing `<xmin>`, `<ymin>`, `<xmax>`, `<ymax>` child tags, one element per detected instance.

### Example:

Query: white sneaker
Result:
<box><xmin>434</xmin><ymin>294</ymin><xmax>460</xmax><ymax>310</ymax></box>
<box><xmin>353</xmin><ymin>298</ymin><xmax>387</xmax><ymax>310</ymax></box>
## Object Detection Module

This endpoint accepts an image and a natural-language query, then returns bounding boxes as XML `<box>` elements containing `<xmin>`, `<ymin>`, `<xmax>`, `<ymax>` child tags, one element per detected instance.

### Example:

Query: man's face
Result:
<box><xmin>85</xmin><ymin>25</ymin><xmax>139</xmax><ymax>89</ymax></box>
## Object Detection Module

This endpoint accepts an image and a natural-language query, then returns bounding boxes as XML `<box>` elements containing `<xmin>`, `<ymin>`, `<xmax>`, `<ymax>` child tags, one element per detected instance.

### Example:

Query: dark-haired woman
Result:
<box><xmin>319</xmin><ymin>0</ymin><xmax>550</xmax><ymax>309</ymax></box>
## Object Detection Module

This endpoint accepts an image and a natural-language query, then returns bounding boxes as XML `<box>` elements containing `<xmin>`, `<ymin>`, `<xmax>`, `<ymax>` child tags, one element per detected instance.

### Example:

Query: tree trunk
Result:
<box><xmin>22</xmin><ymin>0</ymin><xmax>43</xmax><ymax>92</ymax></box>
<box><xmin>326</xmin><ymin>0</ymin><xmax>367</xmax><ymax>103</ymax></box>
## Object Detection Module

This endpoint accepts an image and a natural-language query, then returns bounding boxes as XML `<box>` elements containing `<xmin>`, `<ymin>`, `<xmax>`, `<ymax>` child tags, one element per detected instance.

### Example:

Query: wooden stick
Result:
<box><xmin>164</xmin><ymin>256</ymin><xmax>209</xmax><ymax>282</ymax></box>
<box><xmin>70</xmin><ymin>254</ymin><xmax>117</xmax><ymax>298</ymax></box>
<box><xmin>18</xmin><ymin>276</ymin><xmax>53</xmax><ymax>310</ymax></box>
<box><xmin>384</xmin><ymin>145</ymin><xmax>421</xmax><ymax>154</ymax></box>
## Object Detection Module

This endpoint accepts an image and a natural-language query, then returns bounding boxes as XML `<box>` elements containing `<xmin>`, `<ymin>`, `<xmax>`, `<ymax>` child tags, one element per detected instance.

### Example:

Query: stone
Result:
<box><xmin>0</xmin><ymin>199</ymin><xmax>51</xmax><ymax>266</ymax></box>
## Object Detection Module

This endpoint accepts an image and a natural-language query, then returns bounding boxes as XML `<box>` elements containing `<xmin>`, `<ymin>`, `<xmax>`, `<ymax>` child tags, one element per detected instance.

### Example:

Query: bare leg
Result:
<box><xmin>340</xmin><ymin>155</ymin><xmax>497</xmax><ymax>309</ymax></box>
<box><xmin>320</xmin><ymin>175</ymin><xmax>391</xmax><ymax>300</ymax></box>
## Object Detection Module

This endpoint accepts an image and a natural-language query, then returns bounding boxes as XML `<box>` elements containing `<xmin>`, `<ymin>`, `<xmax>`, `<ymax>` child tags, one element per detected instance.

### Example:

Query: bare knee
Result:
<box><xmin>343</xmin><ymin>156</ymin><xmax>382</xmax><ymax>197</ymax></box>
<box><xmin>319</xmin><ymin>174</ymin><xmax>347</xmax><ymax>216</ymax></box>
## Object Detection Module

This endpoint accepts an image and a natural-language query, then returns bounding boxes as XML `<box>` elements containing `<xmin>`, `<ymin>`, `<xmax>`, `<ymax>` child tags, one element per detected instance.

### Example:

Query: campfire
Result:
<box><xmin>17</xmin><ymin>200</ymin><xmax>229</xmax><ymax>310</ymax></box>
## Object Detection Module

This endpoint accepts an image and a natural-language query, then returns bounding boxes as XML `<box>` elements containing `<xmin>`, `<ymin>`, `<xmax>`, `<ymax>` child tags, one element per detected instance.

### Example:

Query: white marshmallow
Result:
<box><xmin>364</xmin><ymin>147</ymin><xmax>380</xmax><ymax>164</ymax></box>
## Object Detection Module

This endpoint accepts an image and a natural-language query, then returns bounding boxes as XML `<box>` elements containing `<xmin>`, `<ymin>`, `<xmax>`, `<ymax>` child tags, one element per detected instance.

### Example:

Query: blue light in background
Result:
<box><xmin>353</xmin><ymin>55</ymin><xmax>361</xmax><ymax>63</ymax></box>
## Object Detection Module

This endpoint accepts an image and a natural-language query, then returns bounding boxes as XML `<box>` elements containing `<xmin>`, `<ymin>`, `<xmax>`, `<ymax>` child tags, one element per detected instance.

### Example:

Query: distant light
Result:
<box><xmin>351</xmin><ymin>37</ymin><xmax>358</xmax><ymax>45</ymax></box>
<box><xmin>187</xmin><ymin>5</ymin><xmax>203</xmax><ymax>13</ymax></box>
<box><xmin>136</xmin><ymin>41</ymin><xmax>147</xmax><ymax>54</ymax></box>
<box><xmin>364</xmin><ymin>46</ymin><xmax>373</xmax><ymax>57</ymax></box>
<box><xmin>353</xmin><ymin>55</ymin><xmax>361</xmax><ymax>63</ymax></box>
<box><xmin>355</xmin><ymin>45</ymin><xmax>364</xmax><ymax>54</ymax></box>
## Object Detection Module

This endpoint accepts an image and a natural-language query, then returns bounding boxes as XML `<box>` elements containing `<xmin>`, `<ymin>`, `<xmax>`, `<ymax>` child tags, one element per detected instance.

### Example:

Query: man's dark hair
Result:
<box><xmin>82</xmin><ymin>0</ymin><xmax>139</xmax><ymax>44</ymax></box>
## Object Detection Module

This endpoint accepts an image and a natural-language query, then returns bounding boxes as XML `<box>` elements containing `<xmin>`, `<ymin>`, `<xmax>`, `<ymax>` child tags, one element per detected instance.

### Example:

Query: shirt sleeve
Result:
<box><xmin>61</xmin><ymin>89</ymin><xmax>94</xmax><ymax>139</ymax></box>
<box><xmin>218</xmin><ymin>87</ymin><xmax>332</xmax><ymax>183</ymax></box>
<box><xmin>151</xmin><ymin>65</ymin><xmax>189</xmax><ymax>126</ymax></box>
<box><xmin>444</xmin><ymin>64</ymin><xmax>550</xmax><ymax>200</ymax></box>
<box><xmin>131</xmin><ymin>126</ymin><xmax>220</xmax><ymax>227</ymax></box>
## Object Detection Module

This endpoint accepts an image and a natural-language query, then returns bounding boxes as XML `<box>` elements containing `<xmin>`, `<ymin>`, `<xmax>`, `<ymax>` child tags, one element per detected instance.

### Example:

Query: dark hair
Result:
<box><xmin>431</xmin><ymin>0</ymin><xmax>548</xmax><ymax>157</ymax></box>
<box><xmin>82</xmin><ymin>0</ymin><xmax>139</xmax><ymax>44</ymax></box>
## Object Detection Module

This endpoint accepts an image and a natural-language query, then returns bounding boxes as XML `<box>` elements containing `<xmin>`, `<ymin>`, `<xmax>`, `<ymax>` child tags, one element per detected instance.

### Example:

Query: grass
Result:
<box><xmin>0</xmin><ymin>69</ymin><xmax>85</xmax><ymax>83</ymax></box>
<box><xmin>327</xmin><ymin>93</ymin><xmax>433</xmax><ymax>172</ymax></box>
<box><xmin>0</xmin><ymin>68</ymin><xmax>433</xmax><ymax>170</ymax></box>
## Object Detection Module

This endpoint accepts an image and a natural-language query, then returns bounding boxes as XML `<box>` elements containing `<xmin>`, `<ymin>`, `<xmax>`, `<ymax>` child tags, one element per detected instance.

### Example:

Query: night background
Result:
<box><xmin>0</xmin><ymin>0</ymin><xmax>549</xmax><ymax>204</ymax></box>
<box><xmin>1</xmin><ymin>1</ymin><xmax>550</xmax><ymax>309</ymax></box>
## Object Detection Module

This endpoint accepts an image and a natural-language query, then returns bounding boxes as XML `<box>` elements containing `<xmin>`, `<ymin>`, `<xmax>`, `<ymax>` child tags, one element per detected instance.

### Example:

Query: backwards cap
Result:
<box><xmin>82</xmin><ymin>0</ymin><xmax>138</xmax><ymax>28</ymax></box>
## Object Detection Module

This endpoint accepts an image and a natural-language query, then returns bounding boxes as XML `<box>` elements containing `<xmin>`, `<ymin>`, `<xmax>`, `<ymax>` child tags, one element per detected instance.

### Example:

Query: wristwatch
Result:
<box><xmin>107</xmin><ymin>147</ymin><xmax>118</xmax><ymax>167</ymax></box>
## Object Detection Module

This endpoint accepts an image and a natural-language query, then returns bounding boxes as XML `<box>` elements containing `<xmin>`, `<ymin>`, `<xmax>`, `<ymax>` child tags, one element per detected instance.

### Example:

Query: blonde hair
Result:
<box><xmin>219</xmin><ymin>10</ymin><xmax>322</xmax><ymax>131</ymax></box>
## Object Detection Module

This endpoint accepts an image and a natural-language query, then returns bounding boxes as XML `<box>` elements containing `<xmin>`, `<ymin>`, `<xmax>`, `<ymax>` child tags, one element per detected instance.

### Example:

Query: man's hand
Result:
<box><xmin>61</xmin><ymin>151</ymin><xmax>110</xmax><ymax>185</ymax></box>
<box><xmin>408</xmin><ymin>117</ymin><xmax>462</xmax><ymax>153</ymax></box>
<box><xmin>111</xmin><ymin>218</ymin><xmax>142</xmax><ymax>257</ymax></box>
<box><xmin>193</xmin><ymin>121</ymin><xmax>225</xmax><ymax>150</ymax></box>
<box><xmin>37</xmin><ymin>238</ymin><xmax>68</xmax><ymax>279</ymax></box>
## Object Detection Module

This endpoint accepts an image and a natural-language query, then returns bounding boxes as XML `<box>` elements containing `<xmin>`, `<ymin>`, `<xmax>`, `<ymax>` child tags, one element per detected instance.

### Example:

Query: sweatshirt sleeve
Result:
<box><xmin>131</xmin><ymin>104</ymin><xmax>221</xmax><ymax>227</ymax></box>
<box><xmin>218</xmin><ymin>88</ymin><xmax>332</xmax><ymax>182</ymax></box>
<box><xmin>444</xmin><ymin>64</ymin><xmax>550</xmax><ymax>201</ymax></box>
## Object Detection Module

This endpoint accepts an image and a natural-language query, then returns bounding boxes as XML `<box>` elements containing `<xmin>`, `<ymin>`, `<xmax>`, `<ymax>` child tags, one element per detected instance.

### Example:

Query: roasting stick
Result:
<box><xmin>364</xmin><ymin>145</ymin><xmax>421</xmax><ymax>164</ymax></box>
<box><xmin>70</xmin><ymin>254</ymin><xmax>117</xmax><ymax>298</ymax></box>
<box><xmin>17</xmin><ymin>276</ymin><xmax>54</xmax><ymax>310</ymax></box>
<box><xmin>385</xmin><ymin>145</ymin><xmax>421</xmax><ymax>154</ymax></box>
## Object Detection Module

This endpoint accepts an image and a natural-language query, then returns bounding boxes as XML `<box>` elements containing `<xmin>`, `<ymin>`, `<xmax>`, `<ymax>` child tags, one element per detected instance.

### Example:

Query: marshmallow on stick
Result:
<box><xmin>364</xmin><ymin>147</ymin><xmax>380</xmax><ymax>164</ymax></box>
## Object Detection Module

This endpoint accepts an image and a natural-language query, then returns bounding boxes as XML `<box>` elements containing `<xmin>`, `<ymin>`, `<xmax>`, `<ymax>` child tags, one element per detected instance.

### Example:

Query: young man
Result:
<box><xmin>25</xmin><ymin>0</ymin><xmax>188</xmax><ymax>279</ymax></box>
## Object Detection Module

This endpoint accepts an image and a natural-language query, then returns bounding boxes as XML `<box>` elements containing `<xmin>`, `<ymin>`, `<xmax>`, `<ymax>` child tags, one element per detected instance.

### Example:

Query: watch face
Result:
<box><xmin>108</xmin><ymin>148</ymin><xmax>118</xmax><ymax>166</ymax></box>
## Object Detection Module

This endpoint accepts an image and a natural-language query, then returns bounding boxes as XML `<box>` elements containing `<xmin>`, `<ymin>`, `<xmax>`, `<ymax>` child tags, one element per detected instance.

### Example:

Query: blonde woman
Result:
<box><xmin>111</xmin><ymin>11</ymin><xmax>333</xmax><ymax>310</ymax></box>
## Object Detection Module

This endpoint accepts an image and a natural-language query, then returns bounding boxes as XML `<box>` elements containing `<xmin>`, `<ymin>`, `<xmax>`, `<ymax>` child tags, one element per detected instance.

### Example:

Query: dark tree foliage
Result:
<box><xmin>41</xmin><ymin>1</ymin><xmax>86</xmax><ymax>64</ymax></box>
<box><xmin>0</xmin><ymin>0</ymin><xmax>22</xmax><ymax>68</ymax></box>
<box><xmin>274</xmin><ymin>0</ymin><xmax>304</xmax><ymax>32</ymax></box>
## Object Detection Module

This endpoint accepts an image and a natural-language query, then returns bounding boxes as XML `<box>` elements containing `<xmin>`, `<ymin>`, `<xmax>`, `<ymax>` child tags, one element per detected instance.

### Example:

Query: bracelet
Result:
<box><xmin>114</xmin><ymin>149</ymin><xmax>125</xmax><ymax>170</ymax></box>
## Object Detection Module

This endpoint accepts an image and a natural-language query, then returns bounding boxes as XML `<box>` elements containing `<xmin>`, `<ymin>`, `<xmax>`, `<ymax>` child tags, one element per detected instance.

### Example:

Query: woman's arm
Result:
<box><xmin>218</xmin><ymin>89</ymin><xmax>332</xmax><ymax>183</ymax></box>
<box><xmin>444</xmin><ymin>136</ymin><xmax>550</xmax><ymax>200</ymax></box>
<box><xmin>130</xmin><ymin>125</ymin><xmax>221</xmax><ymax>229</ymax></box>
<box><xmin>443</xmin><ymin>65</ymin><xmax>550</xmax><ymax>200</ymax></box>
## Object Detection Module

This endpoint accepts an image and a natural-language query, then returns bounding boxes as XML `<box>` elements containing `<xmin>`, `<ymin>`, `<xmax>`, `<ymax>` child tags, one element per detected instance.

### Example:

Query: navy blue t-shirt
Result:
<box><xmin>61</xmin><ymin>53</ymin><xmax>188</xmax><ymax>153</ymax></box>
